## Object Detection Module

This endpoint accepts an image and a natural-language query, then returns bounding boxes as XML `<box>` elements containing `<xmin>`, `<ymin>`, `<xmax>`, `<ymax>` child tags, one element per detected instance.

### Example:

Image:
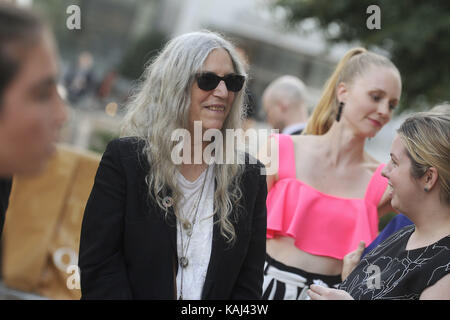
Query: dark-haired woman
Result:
<box><xmin>0</xmin><ymin>4</ymin><xmax>67</xmax><ymax>236</ymax></box>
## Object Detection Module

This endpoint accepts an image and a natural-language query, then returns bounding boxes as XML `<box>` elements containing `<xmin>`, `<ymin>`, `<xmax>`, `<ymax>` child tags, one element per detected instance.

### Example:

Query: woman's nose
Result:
<box><xmin>213</xmin><ymin>80</ymin><xmax>228</xmax><ymax>98</ymax></box>
<box><xmin>381</xmin><ymin>163</ymin><xmax>390</xmax><ymax>178</ymax></box>
<box><xmin>378</xmin><ymin>101</ymin><xmax>391</xmax><ymax>119</ymax></box>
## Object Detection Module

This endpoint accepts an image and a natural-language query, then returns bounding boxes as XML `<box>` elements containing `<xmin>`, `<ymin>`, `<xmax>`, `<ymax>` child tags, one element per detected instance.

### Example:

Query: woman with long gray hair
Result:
<box><xmin>78</xmin><ymin>31</ymin><xmax>268</xmax><ymax>299</ymax></box>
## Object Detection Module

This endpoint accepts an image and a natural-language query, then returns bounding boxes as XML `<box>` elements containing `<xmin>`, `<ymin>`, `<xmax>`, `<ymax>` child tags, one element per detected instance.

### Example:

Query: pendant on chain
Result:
<box><xmin>179</xmin><ymin>256</ymin><xmax>189</xmax><ymax>268</ymax></box>
<box><xmin>182</xmin><ymin>220</ymin><xmax>192</xmax><ymax>231</ymax></box>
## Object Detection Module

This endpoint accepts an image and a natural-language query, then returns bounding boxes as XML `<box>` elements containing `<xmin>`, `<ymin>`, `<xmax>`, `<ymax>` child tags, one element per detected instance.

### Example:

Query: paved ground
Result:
<box><xmin>0</xmin><ymin>281</ymin><xmax>48</xmax><ymax>300</ymax></box>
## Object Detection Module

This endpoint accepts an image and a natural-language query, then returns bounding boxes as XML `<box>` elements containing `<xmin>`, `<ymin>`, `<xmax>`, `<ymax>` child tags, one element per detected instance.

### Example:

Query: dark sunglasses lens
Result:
<box><xmin>197</xmin><ymin>73</ymin><xmax>220</xmax><ymax>91</ymax></box>
<box><xmin>197</xmin><ymin>73</ymin><xmax>245</xmax><ymax>92</ymax></box>
<box><xmin>224</xmin><ymin>75</ymin><xmax>245</xmax><ymax>92</ymax></box>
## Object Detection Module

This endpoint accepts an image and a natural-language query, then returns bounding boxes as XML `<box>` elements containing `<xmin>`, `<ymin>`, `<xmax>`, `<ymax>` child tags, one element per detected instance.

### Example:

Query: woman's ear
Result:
<box><xmin>423</xmin><ymin>167</ymin><xmax>439</xmax><ymax>192</ymax></box>
<box><xmin>336</xmin><ymin>82</ymin><xmax>348</xmax><ymax>104</ymax></box>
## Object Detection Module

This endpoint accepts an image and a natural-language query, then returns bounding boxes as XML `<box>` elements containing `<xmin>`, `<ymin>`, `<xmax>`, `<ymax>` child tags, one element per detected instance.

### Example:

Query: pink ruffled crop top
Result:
<box><xmin>266</xmin><ymin>134</ymin><xmax>388</xmax><ymax>260</ymax></box>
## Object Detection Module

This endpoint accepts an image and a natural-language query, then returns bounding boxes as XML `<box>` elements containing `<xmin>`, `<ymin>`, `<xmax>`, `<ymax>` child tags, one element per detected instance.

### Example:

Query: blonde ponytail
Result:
<box><xmin>304</xmin><ymin>48</ymin><xmax>367</xmax><ymax>135</ymax></box>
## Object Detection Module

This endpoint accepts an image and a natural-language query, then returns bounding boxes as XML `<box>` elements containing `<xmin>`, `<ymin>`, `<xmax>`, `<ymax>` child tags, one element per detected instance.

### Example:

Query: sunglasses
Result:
<box><xmin>195</xmin><ymin>72</ymin><xmax>245</xmax><ymax>92</ymax></box>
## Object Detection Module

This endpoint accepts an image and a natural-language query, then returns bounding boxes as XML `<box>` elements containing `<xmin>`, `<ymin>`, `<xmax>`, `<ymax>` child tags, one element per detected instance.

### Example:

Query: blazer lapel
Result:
<box><xmin>138</xmin><ymin>140</ymin><xmax>178</xmax><ymax>258</ymax></box>
<box><xmin>163</xmin><ymin>191</ymin><xmax>178</xmax><ymax>258</ymax></box>
<box><xmin>159</xmin><ymin>193</ymin><xmax>178</xmax><ymax>299</ymax></box>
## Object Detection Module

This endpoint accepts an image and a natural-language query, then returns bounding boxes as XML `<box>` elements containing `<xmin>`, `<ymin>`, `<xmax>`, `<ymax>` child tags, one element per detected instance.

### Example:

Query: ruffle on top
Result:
<box><xmin>266</xmin><ymin>134</ymin><xmax>388</xmax><ymax>260</ymax></box>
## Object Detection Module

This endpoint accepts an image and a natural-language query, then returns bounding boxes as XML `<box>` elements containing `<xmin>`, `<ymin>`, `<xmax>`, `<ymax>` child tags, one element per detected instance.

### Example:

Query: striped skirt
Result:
<box><xmin>262</xmin><ymin>254</ymin><xmax>342</xmax><ymax>300</ymax></box>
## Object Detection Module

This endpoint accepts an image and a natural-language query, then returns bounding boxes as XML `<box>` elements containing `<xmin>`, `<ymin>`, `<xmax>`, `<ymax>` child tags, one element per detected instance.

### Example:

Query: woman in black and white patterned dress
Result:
<box><xmin>308</xmin><ymin>107</ymin><xmax>450</xmax><ymax>300</ymax></box>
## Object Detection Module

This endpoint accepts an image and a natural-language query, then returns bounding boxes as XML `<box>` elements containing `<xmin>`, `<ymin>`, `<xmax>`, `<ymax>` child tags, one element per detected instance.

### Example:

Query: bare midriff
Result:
<box><xmin>266</xmin><ymin>236</ymin><xmax>343</xmax><ymax>276</ymax></box>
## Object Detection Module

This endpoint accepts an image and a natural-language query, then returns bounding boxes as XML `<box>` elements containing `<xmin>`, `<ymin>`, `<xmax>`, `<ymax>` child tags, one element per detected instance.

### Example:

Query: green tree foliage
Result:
<box><xmin>272</xmin><ymin>0</ymin><xmax>450</xmax><ymax>112</ymax></box>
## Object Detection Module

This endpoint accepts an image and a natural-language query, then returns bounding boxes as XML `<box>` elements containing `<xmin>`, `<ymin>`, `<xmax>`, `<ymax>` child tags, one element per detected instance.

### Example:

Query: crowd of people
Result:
<box><xmin>0</xmin><ymin>3</ymin><xmax>449</xmax><ymax>300</ymax></box>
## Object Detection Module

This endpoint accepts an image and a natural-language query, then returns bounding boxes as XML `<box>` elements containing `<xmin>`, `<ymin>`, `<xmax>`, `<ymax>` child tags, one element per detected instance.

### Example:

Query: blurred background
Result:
<box><xmin>1</xmin><ymin>0</ymin><xmax>448</xmax><ymax>299</ymax></box>
<box><xmin>7</xmin><ymin>0</ymin><xmax>450</xmax><ymax>160</ymax></box>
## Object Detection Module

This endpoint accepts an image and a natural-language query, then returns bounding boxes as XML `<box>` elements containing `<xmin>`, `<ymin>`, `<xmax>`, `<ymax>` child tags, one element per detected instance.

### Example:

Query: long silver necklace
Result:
<box><xmin>178</xmin><ymin>165</ymin><xmax>209</xmax><ymax>300</ymax></box>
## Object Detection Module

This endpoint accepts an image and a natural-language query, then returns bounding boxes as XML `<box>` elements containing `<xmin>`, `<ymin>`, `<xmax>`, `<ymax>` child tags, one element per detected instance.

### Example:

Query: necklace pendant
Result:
<box><xmin>182</xmin><ymin>221</ymin><xmax>192</xmax><ymax>231</ymax></box>
<box><xmin>162</xmin><ymin>196</ymin><xmax>173</xmax><ymax>208</ymax></box>
<box><xmin>180</xmin><ymin>256</ymin><xmax>189</xmax><ymax>268</ymax></box>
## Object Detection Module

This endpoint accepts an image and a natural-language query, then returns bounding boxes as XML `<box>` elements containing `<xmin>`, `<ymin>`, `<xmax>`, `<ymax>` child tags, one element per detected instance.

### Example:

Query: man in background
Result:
<box><xmin>262</xmin><ymin>75</ymin><xmax>309</xmax><ymax>135</ymax></box>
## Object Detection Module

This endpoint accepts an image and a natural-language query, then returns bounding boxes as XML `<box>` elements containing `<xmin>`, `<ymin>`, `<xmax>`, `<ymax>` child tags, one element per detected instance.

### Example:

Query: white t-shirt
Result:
<box><xmin>175</xmin><ymin>165</ymin><xmax>214</xmax><ymax>300</ymax></box>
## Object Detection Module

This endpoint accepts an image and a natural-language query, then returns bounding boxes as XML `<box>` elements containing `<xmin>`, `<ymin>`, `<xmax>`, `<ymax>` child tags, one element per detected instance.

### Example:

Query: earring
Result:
<box><xmin>424</xmin><ymin>187</ymin><xmax>429</xmax><ymax>192</ymax></box>
<box><xmin>336</xmin><ymin>102</ymin><xmax>344</xmax><ymax>122</ymax></box>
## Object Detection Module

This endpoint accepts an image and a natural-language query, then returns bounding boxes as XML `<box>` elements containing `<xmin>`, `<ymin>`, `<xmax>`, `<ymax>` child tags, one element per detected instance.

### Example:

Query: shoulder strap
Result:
<box><xmin>364</xmin><ymin>163</ymin><xmax>388</xmax><ymax>205</ymax></box>
<box><xmin>276</xmin><ymin>134</ymin><xmax>297</xmax><ymax>180</ymax></box>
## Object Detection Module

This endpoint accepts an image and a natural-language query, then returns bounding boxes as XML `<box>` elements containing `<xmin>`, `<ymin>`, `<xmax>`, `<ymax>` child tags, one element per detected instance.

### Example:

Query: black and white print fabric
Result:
<box><xmin>339</xmin><ymin>225</ymin><xmax>450</xmax><ymax>300</ymax></box>
<box><xmin>262</xmin><ymin>255</ymin><xmax>341</xmax><ymax>300</ymax></box>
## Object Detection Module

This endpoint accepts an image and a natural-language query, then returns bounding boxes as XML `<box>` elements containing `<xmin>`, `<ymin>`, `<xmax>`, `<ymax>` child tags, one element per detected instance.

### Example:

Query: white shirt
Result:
<box><xmin>175</xmin><ymin>165</ymin><xmax>214</xmax><ymax>300</ymax></box>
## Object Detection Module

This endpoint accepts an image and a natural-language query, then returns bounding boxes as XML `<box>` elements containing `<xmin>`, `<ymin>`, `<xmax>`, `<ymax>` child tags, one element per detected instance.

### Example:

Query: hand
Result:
<box><xmin>341</xmin><ymin>240</ymin><xmax>365</xmax><ymax>281</ymax></box>
<box><xmin>307</xmin><ymin>284</ymin><xmax>354</xmax><ymax>300</ymax></box>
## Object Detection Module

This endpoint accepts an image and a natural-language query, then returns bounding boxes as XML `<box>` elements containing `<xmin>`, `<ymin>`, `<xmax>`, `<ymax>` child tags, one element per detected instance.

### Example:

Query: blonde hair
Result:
<box><xmin>398</xmin><ymin>105</ymin><xmax>450</xmax><ymax>205</ymax></box>
<box><xmin>304</xmin><ymin>47</ymin><xmax>400</xmax><ymax>135</ymax></box>
<box><xmin>121</xmin><ymin>31</ymin><xmax>248</xmax><ymax>244</ymax></box>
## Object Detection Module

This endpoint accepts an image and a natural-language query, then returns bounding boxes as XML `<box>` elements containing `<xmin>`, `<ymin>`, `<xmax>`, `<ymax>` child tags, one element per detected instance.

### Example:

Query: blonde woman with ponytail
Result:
<box><xmin>261</xmin><ymin>48</ymin><xmax>402</xmax><ymax>299</ymax></box>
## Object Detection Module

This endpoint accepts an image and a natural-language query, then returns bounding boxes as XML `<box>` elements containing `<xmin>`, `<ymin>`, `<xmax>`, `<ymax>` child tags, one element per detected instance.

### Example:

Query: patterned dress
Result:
<box><xmin>339</xmin><ymin>225</ymin><xmax>450</xmax><ymax>299</ymax></box>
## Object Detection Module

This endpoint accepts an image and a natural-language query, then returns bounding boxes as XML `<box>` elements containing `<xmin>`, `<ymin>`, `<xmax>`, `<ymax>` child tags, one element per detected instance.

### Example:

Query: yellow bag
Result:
<box><xmin>1</xmin><ymin>144</ymin><xmax>100</xmax><ymax>300</ymax></box>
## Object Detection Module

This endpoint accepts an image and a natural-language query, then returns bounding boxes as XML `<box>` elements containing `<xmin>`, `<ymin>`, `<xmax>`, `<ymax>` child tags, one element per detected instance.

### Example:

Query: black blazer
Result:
<box><xmin>79</xmin><ymin>137</ymin><xmax>267</xmax><ymax>299</ymax></box>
